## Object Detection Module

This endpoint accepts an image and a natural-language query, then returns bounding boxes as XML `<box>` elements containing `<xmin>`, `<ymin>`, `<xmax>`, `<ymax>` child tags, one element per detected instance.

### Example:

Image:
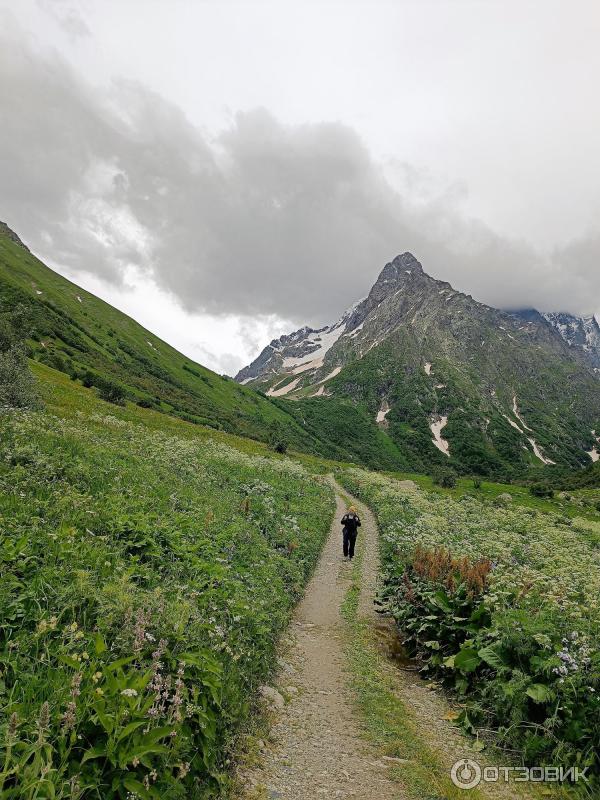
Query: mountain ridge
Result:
<box><xmin>237</xmin><ymin>252</ymin><xmax>600</xmax><ymax>389</ymax></box>
<box><xmin>236</xmin><ymin>252</ymin><xmax>600</xmax><ymax>474</ymax></box>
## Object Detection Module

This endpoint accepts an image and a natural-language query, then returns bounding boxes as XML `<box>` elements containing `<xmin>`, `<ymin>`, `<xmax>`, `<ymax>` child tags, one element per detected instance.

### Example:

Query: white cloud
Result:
<box><xmin>1</xmin><ymin>9</ymin><xmax>599</xmax><ymax>373</ymax></box>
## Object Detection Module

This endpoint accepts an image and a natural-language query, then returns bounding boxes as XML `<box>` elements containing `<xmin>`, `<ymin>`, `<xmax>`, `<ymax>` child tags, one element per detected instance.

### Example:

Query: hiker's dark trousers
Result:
<box><xmin>343</xmin><ymin>530</ymin><xmax>357</xmax><ymax>558</ymax></box>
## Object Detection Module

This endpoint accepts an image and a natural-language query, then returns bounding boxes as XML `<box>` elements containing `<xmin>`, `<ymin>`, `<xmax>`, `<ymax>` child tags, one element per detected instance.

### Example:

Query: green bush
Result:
<box><xmin>96</xmin><ymin>378</ymin><xmax>126</xmax><ymax>406</ymax></box>
<box><xmin>268</xmin><ymin>422</ymin><xmax>289</xmax><ymax>454</ymax></box>
<box><xmin>0</xmin><ymin>305</ymin><xmax>39</xmax><ymax>409</ymax></box>
<box><xmin>432</xmin><ymin>467</ymin><xmax>457</xmax><ymax>488</ymax></box>
<box><xmin>529</xmin><ymin>483</ymin><xmax>554</xmax><ymax>499</ymax></box>
<box><xmin>80</xmin><ymin>370</ymin><xmax>127</xmax><ymax>406</ymax></box>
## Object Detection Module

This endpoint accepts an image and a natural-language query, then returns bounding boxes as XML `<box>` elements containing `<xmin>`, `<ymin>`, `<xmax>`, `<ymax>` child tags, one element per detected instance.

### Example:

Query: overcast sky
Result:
<box><xmin>1</xmin><ymin>1</ymin><xmax>599</xmax><ymax>374</ymax></box>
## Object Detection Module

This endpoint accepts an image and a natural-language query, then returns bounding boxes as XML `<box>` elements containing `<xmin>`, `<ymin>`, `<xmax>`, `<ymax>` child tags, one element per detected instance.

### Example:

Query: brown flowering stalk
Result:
<box><xmin>36</xmin><ymin>701</ymin><xmax>50</xmax><ymax>744</ymax></box>
<box><xmin>132</xmin><ymin>608</ymin><xmax>151</xmax><ymax>655</ymax></box>
<box><xmin>412</xmin><ymin>545</ymin><xmax>492</xmax><ymax>596</ymax></box>
<box><xmin>170</xmin><ymin>663</ymin><xmax>185</xmax><ymax>723</ymax></box>
<box><xmin>147</xmin><ymin>639</ymin><xmax>168</xmax><ymax>721</ymax></box>
<box><xmin>62</xmin><ymin>672</ymin><xmax>82</xmax><ymax>734</ymax></box>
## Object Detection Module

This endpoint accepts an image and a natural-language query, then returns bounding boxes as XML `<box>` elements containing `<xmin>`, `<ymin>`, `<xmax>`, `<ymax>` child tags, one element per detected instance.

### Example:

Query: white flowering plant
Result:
<box><xmin>339</xmin><ymin>468</ymin><xmax>600</xmax><ymax>782</ymax></box>
<box><xmin>0</xmin><ymin>410</ymin><xmax>333</xmax><ymax>798</ymax></box>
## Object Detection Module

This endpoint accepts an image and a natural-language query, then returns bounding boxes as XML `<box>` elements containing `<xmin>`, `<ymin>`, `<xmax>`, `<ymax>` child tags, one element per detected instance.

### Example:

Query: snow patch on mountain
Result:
<box><xmin>508</xmin><ymin>396</ymin><xmax>555</xmax><ymax>463</ymax></box>
<box><xmin>587</xmin><ymin>430</ymin><xmax>600</xmax><ymax>462</ymax></box>
<box><xmin>235</xmin><ymin>296</ymin><xmax>366</xmax><ymax>384</ymax></box>
<box><xmin>376</xmin><ymin>399</ymin><xmax>391</xmax><ymax>425</ymax></box>
<box><xmin>528</xmin><ymin>437</ymin><xmax>555</xmax><ymax>465</ymax></box>
<box><xmin>512</xmin><ymin>396</ymin><xmax>533</xmax><ymax>432</ymax></box>
<box><xmin>347</xmin><ymin>322</ymin><xmax>364</xmax><ymax>338</ymax></box>
<box><xmin>430</xmin><ymin>415</ymin><xmax>450</xmax><ymax>456</ymax></box>
<box><xmin>503</xmin><ymin>413</ymin><xmax>524</xmax><ymax>434</ymax></box>
<box><xmin>282</xmin><ymin>322</ymin><xmax>346</xmax><ymax>369</ymax></box>
<box><xmin>321</xmin><ymin>366</ymin><xmax>342</xmax><ymax>382</ymax></box>
<box><xmin>267</xmin><ymin>377</ymin><xmax>301</xmax><ymax>397</ymax></box>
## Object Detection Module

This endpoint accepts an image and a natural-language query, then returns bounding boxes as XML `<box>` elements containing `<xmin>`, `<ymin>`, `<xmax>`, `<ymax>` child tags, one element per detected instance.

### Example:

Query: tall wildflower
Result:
<box><xmin>61</xmin><ymin>672</ymin><xmax>82</xmax><ymax>734</ymax></box>
<box><xmin>171</xmin><ymin>663</ymin><xmax>185</xmax><ymax>723</ymax></box>
<box><xmin>147</xmin><ymin>639</ymin><xmax>168</xmax><ymax>721</ymax></box>
<box><xmin>37</xmin><ymin>701</ymin><xmax>50</xmax><ymax>744</ymax></box>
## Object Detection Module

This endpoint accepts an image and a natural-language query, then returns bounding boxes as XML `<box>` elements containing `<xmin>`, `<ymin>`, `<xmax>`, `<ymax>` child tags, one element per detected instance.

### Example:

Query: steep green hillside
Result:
<box><xmin>0</xmin><ymin>225</ymin><xmax>411</xmax><ymax>471</ymax></box>
<box><xmin>329</xmin><ymin>327</ymin><xmax>599</xmax><ymax>476</ymax></box>
<box><xmin>0</xmin><ymin>227</ymin><xmax>307</xmax><ymax>445</ymax></box>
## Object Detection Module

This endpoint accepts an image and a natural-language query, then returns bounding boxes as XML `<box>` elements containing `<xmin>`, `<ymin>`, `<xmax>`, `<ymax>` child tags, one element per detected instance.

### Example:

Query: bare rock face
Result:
<box><xmin>234</xmin><ymin>252</ymin><xmax>423</xmax><ymax>388</ymax></box>
<box><xmin>510</xmin><ymin>308</ymin><xmax>600</xmax><ymax>371</ymax></box>
<box><xmin>542</xmin><ymin>312</ymin><xmax>600</xmax><ymax>371</ymax></box>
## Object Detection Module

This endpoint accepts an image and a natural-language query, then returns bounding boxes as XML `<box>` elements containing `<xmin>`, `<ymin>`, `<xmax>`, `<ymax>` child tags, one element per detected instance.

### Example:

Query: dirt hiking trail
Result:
<box><xmin>237</xmin><ymin>482</ymin><xmax>538</xmax><ymax>800</ymax></box>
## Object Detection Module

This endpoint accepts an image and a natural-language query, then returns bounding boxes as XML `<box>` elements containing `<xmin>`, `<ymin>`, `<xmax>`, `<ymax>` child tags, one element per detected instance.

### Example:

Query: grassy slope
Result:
<box><xmin>34</xmin><ymin>361</ymin><xmax>599</xmax><ymax>523</ymax></box>
<box><xmin>0</xmin><ymin>233</ymin><xmax>322</xmax><ymax>446</ymax></box>
<box><xmin>0</xmin><ymin>366</ymin><xmax>335</xmax><ymax>798</ymax></box>
<box><xmin>383</xmin><ymin>468</ymin><xmax>600</xmax><ymax>522</ymax></box>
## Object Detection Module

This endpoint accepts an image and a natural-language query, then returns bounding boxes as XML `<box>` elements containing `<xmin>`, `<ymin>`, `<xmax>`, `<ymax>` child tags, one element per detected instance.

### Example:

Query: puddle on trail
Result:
<box><xmin>373</xmin><ymin>616</ymin><xmax>416</xmax><ymax>669</ymax></box>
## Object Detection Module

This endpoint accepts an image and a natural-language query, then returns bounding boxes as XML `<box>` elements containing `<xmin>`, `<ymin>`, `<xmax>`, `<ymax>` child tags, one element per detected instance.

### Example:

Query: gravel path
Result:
<box><xmin>239</xmin><ymin>483</ymin><xmax>533</xmax><ymax>800</ymax></box>
<box><xmin>239</xmin><ymin>488</ymin><xmax>402</xmax><ymax>799</ymax></box>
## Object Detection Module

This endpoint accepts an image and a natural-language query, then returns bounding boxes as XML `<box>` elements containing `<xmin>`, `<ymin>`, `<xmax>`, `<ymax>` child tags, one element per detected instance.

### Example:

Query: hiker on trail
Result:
<box><xmin>341</xmin><ymin>505</ymin><xmax>361</xmax><ymax>560</ymax></box>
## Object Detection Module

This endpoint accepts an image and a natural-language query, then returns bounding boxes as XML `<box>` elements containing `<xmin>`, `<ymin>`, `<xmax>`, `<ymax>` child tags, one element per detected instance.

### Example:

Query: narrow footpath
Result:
<box><xmin>239</xmin><ymin>488</ymin><xmax>400</xmax><ymax>799</ymax></box>
<box><xmin>237</xmin><ymin>482</ymin><xmax>544</xmax><ymax>800</ymax></box>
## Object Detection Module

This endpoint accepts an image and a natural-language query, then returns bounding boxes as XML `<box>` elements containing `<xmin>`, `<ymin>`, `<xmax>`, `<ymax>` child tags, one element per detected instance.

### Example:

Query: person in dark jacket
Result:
<box><xmin>341</xmin><ymin>505</ymin><xmax>361</xmax><ymax>559</ymax></box>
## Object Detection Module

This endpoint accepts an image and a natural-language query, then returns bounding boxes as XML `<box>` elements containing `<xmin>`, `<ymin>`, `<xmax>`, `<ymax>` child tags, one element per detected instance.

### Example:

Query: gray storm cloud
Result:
<box><xmin>1</xmin><ymin>24</ymin><xmax>599</xmax><ymax>329</ymax></box>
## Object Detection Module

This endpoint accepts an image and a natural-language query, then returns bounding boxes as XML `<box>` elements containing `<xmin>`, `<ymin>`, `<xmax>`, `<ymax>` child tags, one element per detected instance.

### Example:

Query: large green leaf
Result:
<box><xmin>81</xmin><ymin>744</ymin><xmax>107</xmax><ymax>764</ymax></box>
<box><xmin>478</xmin><ymin>645</ymin><xmax>508</xmax><ymax>670</ymax></box>
<box><xmin>454</xmin><ymin>647</ymin><xmax>482</xmax><ymax>674</ymax></box>
<box><xmin>116</xmin><ymin>719</ymin><xmax>147</xmax><ymax>743</ymax></box>
<box><xmin>526</xmin><ymin>683</ymin><xmax>553</xmax><ymax>703</ymax></box>
<box><xmin>431</xmin><ymin>590</ymin><xmax>453</xmax><ymax>613</ymax></box>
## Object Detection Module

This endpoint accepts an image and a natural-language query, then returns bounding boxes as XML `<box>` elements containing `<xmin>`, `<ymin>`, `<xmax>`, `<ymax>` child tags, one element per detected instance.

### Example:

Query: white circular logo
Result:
<box><xmin>451</xmin><ymin>759</ymin><xmax>482</xmax><ymax>789</ymax></box>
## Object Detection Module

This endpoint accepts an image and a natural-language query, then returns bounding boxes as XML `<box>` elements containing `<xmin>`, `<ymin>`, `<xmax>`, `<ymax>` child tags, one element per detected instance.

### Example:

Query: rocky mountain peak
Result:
<box><xmin>374</xmin><ymin>252</ymin><xmax>423</xmax><ymax>286</ymax></box>
<box><xmin>363</xmin><ymin>252</ymin><xmax>426</xmax><ymax>308</ymax></box>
